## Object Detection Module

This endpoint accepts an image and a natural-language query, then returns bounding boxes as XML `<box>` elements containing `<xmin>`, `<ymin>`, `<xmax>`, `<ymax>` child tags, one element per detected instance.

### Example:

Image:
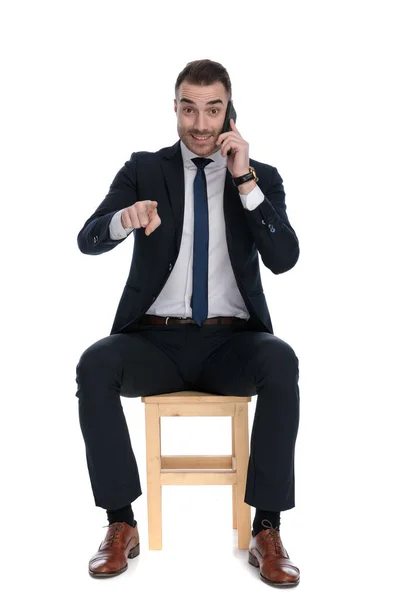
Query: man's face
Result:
<box><xmin>174</xmin><ymin>81</ymin><xmax>229</xmax><ymax>157</ymax></box>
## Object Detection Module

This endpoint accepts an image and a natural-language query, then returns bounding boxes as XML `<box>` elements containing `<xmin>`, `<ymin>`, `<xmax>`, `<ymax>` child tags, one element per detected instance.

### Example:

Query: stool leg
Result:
<box><xmin>231</xmin><ymin>415</ymin><xmax>237</xmax><ymax>530</ymax></box>
<box><xmin>144</xmin><ymin>403</ymin><xmax>162</xmax><ymax>550</ymax></box>
<box><xmin>234</xmin><ymin>402</ymin><xmax>251</xmax><ymax>549</ymax></box>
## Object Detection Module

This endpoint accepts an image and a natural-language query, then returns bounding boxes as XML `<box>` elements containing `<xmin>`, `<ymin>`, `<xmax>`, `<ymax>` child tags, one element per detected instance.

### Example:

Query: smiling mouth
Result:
<box><xmin>191</xmin><ymin>134</ymin><xmax>212</xmax><ymax>141</ymax></box>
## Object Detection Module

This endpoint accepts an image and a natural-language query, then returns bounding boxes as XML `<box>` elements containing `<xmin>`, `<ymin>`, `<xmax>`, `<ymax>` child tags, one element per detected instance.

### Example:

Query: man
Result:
<box><xmin>75</xmin><ymin>59</ymin><xmax>300</xmax><ymax>586</ymax></box>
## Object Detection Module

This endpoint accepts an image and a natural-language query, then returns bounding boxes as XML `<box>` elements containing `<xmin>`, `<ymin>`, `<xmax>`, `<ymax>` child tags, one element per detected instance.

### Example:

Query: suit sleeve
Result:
<box><xmin>244</xmin><ymin>167</ymin><xmax>299</xmax><ymax>274</ymax></box>
<box><xmin>77</xmin><ymin>153</ymin><xmax>138</xmax><ymax>255</ymax></box>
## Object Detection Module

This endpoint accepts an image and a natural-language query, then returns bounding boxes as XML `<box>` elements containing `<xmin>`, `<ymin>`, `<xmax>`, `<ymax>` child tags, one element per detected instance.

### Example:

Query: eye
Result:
<box><xmin>183</xmin><ymin>108</ymin><xmax>219</xmax><ymax>115</ymax></box>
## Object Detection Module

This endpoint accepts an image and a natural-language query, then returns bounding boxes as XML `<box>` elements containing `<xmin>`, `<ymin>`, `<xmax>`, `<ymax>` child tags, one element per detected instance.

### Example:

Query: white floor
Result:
<box><xmin>65</xmin><ymin>486</ymin><xmax>305</xmax><ymax>598</ymax></box>
<box><xmin>8</xmin><ymin>392</ymin><xmax>398</xmax><ymax>600</ymax></box>
<box><xmin>21</xmin><ymin>483</ymin><xmax>392</xmax><ymax>600</ymax></box>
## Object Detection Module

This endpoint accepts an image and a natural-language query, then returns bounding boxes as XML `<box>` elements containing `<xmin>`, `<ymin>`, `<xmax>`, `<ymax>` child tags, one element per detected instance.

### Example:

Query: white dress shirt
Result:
<box><xmin>109</xmin><ymin>140</ymin><xmax>265</xmax><ymax>320</ymax></box>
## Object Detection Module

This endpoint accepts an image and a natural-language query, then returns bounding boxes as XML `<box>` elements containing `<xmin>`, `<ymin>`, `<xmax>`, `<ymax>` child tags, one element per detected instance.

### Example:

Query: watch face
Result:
<box><xmin>249</xmin><ymin>167</ymin><xmax>258</xmax><ymax>182</ymax></box>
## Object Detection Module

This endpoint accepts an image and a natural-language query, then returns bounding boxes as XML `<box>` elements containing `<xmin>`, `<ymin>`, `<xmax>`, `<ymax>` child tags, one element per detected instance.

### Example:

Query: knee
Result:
<box><xmin>75</xmin><ymin>337</ymin><xmax>121</xmax><ymax>384</ymax></box>
<box><xmin>282</xmin><ymin>340</ymin><xmax>299</xmax><ymax>370</ymax></box>
<box><xmin>262</xmin><ymin>337</ymin><xmax>299</xmax><ymax>378</ymax></box>
<box><xmin>277</xmin><ymin>338</ymin><xmax>299</xmax><ymax>371</ymax></box>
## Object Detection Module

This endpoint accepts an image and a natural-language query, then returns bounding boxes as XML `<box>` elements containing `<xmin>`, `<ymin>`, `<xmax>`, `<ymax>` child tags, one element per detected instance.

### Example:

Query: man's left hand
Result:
<box><xmin>216</xmin><ymin>118</ymin><xmax>250</xmax><ymax>178</ymax></box>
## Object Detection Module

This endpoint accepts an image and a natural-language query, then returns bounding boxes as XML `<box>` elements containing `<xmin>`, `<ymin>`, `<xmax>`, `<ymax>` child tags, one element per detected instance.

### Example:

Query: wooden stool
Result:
<box><xmin>141</xmin><ymin>390</ymin><xmax>252</xmax><ymax>550</ymax></box>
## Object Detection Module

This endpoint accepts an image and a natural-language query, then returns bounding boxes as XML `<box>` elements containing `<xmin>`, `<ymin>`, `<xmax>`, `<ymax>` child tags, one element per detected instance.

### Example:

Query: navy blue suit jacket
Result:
<box><xmin>77</xmin><ymin>140</ymin><xmax>299</xmax><ymax>335</ymax></box>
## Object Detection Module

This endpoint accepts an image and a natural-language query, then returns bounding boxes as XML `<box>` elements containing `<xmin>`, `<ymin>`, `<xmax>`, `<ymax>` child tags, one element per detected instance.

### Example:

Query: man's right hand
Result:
<box><xmin>121</xmin><ymin>200</ymin><xmax>161</xmax><ymax>236</ymax></box>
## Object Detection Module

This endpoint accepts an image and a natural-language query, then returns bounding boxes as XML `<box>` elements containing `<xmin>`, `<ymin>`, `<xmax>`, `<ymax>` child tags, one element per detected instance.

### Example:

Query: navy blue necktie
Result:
<box><xmin>191</xmin><ymin>157</ymin><xmax>214</xmax><ymax>326</ymax></box>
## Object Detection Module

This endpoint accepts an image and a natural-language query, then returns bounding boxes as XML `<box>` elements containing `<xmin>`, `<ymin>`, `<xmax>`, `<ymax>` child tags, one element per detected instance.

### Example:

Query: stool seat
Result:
<box><xmin>141</xmin><ymin>390</ymin><xmax>252</xmax><ymax>550</ymax></box>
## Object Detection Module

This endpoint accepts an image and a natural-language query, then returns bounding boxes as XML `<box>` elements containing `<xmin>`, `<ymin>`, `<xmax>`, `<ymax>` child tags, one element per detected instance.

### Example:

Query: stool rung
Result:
<box><xmin>159</xmin><ymin>403</ymin><xmax>235</xmax><ymax>416</ymax></box>
<box><xmin>161</xmin><ymin>455</ymin><xmax>234</xmax><ymax>470</ymax></box>
<box><xmin>160</xmin><ymin>471</ymin><xmax>236</xmax><ymax>485</ymax></box>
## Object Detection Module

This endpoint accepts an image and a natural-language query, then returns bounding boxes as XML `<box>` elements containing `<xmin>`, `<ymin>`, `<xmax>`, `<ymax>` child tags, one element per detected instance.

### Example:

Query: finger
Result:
<box><xmin>221</xmin><ymin>134</ymin><xmax>241</xmax><ymax>156</ymax></box>
<box><xmin>136</xmin><ymin>203</ymin><xmax>152</xmax><ymax>228</ymax></box>
<box><xmin>122</xmin><ymin>206</ymin><xmax>137</xmax><ymax>228</ymax></box>
<box><xmin>126</xmin><ymin>206</ymin><xmax>141</xmax><ymax>229</ymax></box>
<box><xmin>219</xmin><ymin>131</ymin><xmax>240</xmax><ymax>146</ymax></box>
<box><xmin>138</xmin><ymin>200</ymin><xmax>157</xmax><ymax>224</ymax></box>
<box><xmin>220</xmin><ymin>138</ymin><xmax>230</xmax><ymax>157</ymax></box>
<box><xmin>216</xmin><ymin>130</ymin><xmax>230</xmax><ymax>146</ymax></box>
<box><xmin>217</xmin><ymin>131</ymin><xmax>231</xmax><ymax>148</ymax></box>
<box><xmin>121</xmin><ymin>210</ymin><xmax>132</xmax><ymax>228</ymax></box>
<box><xmin>145</xmin><ymin>214</ymin><xmax>161</xmax><ymax>236</ymax></box>
<box><xmin>230</xmin><ymin>118</ymin><xmax>240</xmax><ymax>135</ymax></box>
<box><xmin>144</xmin><ymin>203</ymin><xmax>160</xmax><ymax>234</ymax></box>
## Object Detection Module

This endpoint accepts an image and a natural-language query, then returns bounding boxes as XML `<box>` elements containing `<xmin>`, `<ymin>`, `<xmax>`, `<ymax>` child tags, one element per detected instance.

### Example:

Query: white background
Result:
<box><xmin>1</xmin><ymin>0</ymin><xmax>399</xmax><ymax>597</ymax></box>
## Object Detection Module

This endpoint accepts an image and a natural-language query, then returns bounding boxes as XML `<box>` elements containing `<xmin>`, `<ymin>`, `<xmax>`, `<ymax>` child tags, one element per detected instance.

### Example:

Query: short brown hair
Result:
<box><xmin>175</xmin><ymin>59</ymin><xmax>232</xmax><ymax>101</ymax></box>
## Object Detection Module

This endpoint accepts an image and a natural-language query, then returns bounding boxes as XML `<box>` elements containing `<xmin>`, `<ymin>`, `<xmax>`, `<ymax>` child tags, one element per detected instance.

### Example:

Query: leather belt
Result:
<box><xmin>138</xmin><ymin>315</ymin><xmax>247</xmax><ymax>326</ymax></box>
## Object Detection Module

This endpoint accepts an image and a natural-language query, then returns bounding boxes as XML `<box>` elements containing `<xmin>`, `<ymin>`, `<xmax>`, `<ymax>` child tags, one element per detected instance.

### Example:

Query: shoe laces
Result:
<box><xmin>261</xmin><ymin>519</ymin><xmax>285</xmax><ymax>555</ymax></box>
<box><xmin>102</xmin><ymin>522</ymin><xmax>124</xmax><ymax>546</ymax></box>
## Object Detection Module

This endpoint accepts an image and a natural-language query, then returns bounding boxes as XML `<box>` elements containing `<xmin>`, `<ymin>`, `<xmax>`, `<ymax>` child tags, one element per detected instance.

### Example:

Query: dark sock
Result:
<box><xmin>106</xmin><ymin>504</ymin><xmax>136</xmax><ymax>528</ymax></box>
<box><xmin>252</xmin><ymin>508</ymin><xmax>280</xmax><ymax>536</ymax></box>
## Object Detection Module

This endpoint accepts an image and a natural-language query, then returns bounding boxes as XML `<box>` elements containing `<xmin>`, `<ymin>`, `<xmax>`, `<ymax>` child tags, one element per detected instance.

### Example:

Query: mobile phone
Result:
<box><xmin>221</xmin><ymin>100</ymin><xmax>237</xmax><ymax>156</ymax></box>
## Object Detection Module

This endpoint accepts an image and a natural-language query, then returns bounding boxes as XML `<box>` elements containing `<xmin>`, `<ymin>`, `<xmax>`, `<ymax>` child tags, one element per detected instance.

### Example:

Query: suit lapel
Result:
<box><xmin>159</xmin><ymin>141</ymin><xmax>185</xmax><ymax>255</ymax></box>
<box><xmin>159</xmin><ymin>140</ymin><xmax>239</xmax><ymax>256</ymax></box>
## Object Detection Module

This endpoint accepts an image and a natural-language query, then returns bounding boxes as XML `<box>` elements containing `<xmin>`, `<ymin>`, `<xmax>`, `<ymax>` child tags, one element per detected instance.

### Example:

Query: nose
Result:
<box><xmin>194</xmin><ymin>112</ymin><xmax>207</xmax><ymax>132</ymax></box>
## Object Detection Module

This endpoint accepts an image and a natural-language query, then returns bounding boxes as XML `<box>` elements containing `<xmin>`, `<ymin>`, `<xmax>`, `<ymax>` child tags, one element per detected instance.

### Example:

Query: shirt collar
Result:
<box><xmin>180</xmin><ymin>138</ymin><xmax>227</xmax><ymax>169</ymax></box>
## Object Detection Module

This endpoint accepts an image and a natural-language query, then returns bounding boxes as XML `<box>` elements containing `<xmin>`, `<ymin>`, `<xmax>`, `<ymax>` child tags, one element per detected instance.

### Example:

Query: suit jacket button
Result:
<box><xmin>168</xmin><ymin>263</ymin><xmax>172</xmax><ymax>271</ymax></box>
<box><xmin>261</xmin><ymin>220</ymin><xmax>266</xmax><ymax>225</ymax></box>
<box><xmin>268</xmin><ymin>224</ymin><xmax>276</xmax><ymax>232</ymax></box>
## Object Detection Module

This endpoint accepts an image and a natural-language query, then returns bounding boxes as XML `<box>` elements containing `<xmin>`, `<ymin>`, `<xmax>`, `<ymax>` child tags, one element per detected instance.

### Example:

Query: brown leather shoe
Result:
<box><xmin>248</xmin><ymin>520</ymin><xmax>300</xmax><ymax>587</ymax></box>
<box><xmin>88</xmin><ymin>521</ymin><xmax>140</xmax><ymax>578</ymax></box>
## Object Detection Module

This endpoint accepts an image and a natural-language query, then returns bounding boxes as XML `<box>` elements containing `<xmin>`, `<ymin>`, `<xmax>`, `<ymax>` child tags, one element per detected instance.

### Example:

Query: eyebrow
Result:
<box><xmin>179</xmin><ymin>98</ymin><xmax>224</xmax><ymax>106</ymax></box>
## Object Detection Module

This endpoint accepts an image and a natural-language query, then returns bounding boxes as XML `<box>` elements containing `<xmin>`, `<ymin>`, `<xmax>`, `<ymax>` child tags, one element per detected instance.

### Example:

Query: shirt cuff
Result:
<box><xmin>109</xmin><ymin>209</ymin><xmax>134</xmax><ymax>240</ymax></box>
<box><xmin>239</xmin><ymin>184</ymin><xmax>265</xmax><ymax>211</ymax></box>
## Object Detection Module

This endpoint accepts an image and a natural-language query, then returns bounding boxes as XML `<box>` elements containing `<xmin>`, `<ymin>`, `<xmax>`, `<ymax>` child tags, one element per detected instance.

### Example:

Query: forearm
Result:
<box><xmin>77</xmin><ymin>153</ymin><xmax>138</xmax><ymax>255</ymax></box>
<box><xmin>244</xmin><ymin>197</ymin><xmax>299</xmax><ymax>273</ymax></box>
<box><xmin>77</xmin><ymin>211</ymin><xmax>126</xmax><ymax>255</ymax></box>
<box><xmin>241</xmin><ymin>168</ymin><xmax>299</xmax><ymax>274</ymax></box>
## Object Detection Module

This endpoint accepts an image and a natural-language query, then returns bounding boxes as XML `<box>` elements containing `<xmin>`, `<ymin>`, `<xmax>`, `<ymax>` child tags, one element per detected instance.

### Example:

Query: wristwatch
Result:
<box><xmin>232</xmin><ymin>166</ymin><xmax>259</xmax><ymax>187</ymax></box>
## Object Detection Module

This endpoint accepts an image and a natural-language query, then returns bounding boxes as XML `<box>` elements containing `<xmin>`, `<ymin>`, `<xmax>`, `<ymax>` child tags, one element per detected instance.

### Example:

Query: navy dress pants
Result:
<box><xmin>75</xmin><ymin>320</ymin><xmax>300</xmax><ymax>512</ymax></box>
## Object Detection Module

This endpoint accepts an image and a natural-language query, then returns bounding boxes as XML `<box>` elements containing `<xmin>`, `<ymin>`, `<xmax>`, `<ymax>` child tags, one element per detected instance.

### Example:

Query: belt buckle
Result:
<box><xmin>165</xmin><ymin>316</ymin><xmax>190</xmax><ymax>325</ymax></box>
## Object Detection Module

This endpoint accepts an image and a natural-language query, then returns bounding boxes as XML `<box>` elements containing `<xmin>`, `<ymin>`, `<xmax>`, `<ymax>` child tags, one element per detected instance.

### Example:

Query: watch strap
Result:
<box><xmin>233</xmin><ymin>166</ymin><xmax>258</xmax><ymax>187</ymax></box>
